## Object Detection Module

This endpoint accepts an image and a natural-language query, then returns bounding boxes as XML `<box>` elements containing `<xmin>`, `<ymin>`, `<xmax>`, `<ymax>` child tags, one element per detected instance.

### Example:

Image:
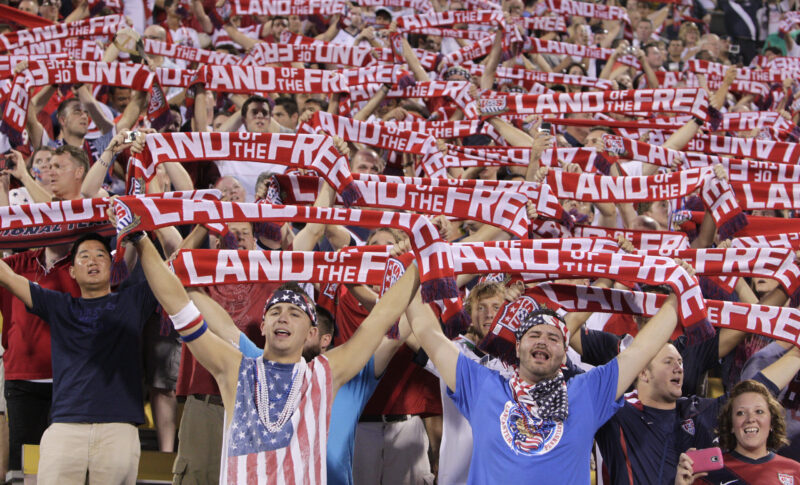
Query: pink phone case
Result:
<box><xmin>687</xmin><ymin>447</ymin><xmax>724</xmax><ymax>473</ymax></box>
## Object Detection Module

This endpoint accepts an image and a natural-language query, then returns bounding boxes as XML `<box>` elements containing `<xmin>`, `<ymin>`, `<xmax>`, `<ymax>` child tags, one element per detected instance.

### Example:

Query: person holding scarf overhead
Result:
<box><xmin>405</xmin><ymin>267</ymin><xmax>688</xmax><ymax>483</ymax></box>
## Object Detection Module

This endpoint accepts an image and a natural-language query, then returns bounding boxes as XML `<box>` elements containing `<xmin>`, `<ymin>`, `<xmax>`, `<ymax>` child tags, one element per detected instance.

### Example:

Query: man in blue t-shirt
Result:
<box><xmin>0</xmin><ymin>233</ymin><xmax>158</xmax><ymax>485</ymax></box>
<box><xmin>407</xmin><ymin>289</ymin><xmax>683</xmax><ymax>484</ymax></box>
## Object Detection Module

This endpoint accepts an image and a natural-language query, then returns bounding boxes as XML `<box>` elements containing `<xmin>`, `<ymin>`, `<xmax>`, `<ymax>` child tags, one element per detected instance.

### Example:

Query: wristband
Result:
<box><xmin>169</xmin><ymin>301</ymin><xmax>203</xmax><ymax>331</ymax></box>
<box><xmin>180</xmin><ymin>321</ymin><xmax>208</xmax><ymax>343</ymax></box>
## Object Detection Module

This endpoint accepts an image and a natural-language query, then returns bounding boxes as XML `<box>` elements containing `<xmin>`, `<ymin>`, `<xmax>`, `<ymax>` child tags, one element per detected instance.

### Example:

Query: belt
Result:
<box><xmin>359</xmin><ymin>414</ymin><xmax>411</xmax><ymax>423</ymax></box>
<box><xmin>192</xmin><ymin>393</ymin><xmax>223</xmax><ymax>406</ymax></box>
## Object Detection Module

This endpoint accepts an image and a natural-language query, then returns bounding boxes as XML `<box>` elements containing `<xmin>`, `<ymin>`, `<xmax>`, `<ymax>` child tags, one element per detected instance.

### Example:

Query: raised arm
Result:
<box><xmin>187</xmin><ymin>287</ymin><xmax>241</xmax><ymax>347</ymax></box>
<box><xmin>480</xmin><ymin>28</ymin><xmax>504</xmax><ymax>91</ymax></box>
<box><xmin>615</xmin><ymin>292</ymin><xmax>679</xmax><ymax>398</ymax></box>
<box><xmin>405</xmin><ymin>289</ymin><xmax>460</xmax><ymax>391</ymax></box>
<box><xmin>325</xmin><ymin>263</ymin><xmax>420</xmax><ymax>391</ymax></box>
<box><xmin>133</xmin><ymin>234</ymin><xmax>242</xmax><ymax>406</ymax></box>
<box><xmin>5</xmin><ymin>150</ymin><xmax>51</xmax><ymax>203</ymax></box>
<box><xmin>0</xmin><ymin>259</ymin><xmax>32</xmax><ymax>308</ymax></box>
<box><xmin>223</xmin><ymin>23</ymin><xmax>259</xmax><ymax>51</ymax></box>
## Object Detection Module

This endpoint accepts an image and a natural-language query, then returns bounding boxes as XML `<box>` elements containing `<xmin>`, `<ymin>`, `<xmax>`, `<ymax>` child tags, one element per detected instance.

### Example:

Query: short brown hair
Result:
<box><xmin>464</xmin><ymin>281</ymin><xmax>505</xmax><ymax>316</ymax></box>
<box><xmin>53</xmin><ymin>145</ymin><xmax>89</xmax><ymax>179</ymax></box>
<box><xmin>717</xmin><ymin>380</ymin><xmax>789</xmax><ymax>452</ymax></box>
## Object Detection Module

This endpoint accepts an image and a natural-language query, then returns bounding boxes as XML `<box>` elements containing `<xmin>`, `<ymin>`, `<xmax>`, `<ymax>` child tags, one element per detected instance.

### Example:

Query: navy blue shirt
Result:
<box><xmin>580</xmin><ymin>329</ymin><xmax>721</xmax><ymax>396</ymax></box>
<box><xmin>27</xmin><ymin>279</ymin><xmax>157</xmax><ymax>424</ymax></box>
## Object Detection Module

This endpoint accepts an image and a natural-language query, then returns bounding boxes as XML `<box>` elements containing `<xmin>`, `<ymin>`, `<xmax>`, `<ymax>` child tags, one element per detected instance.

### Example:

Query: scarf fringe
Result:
<box><xmin>254</xmin><ymin>221</ymin><xmax>282</xmax><ymax>242</ymax></box>
<box><xmin>442</xmin><ymin>308</ymin><xmax>470</xmax><ymax>340</ymax></box>
<box><xmin>420</xmin><ymin>276</ymin><xmax>459</xmax><ymax>304</ymax></box>
<box><xmin>478</xmin><ymin>331</ymin><xmax>518</xmax><ymax>367</ymax></box>
<box><xmin>339</xmin><ymin>181</ymin><xmax>362</xmax><ymax>207</ymax></box>
<box><xmin>718</xmin><ymin>211</ymin><xmax>749</xmax><ymax>240</ymax></box>
<box><xmin>684</xmin><ymin>318</ymin><xmax>716</xmax><ymax>346</ymax></box>
<box><xmin>593</xmin><ymin>153</ymin><xmax>612</xmax><ymax>175</ymax></box>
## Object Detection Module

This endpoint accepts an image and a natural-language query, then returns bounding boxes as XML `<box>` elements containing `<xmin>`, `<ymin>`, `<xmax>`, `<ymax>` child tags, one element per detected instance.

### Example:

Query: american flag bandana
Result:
<box><xmin>514</xmin><ymin>310</ymin><xmax>569</xmax><ymax>346</ymax></box>
<box><xmin>264</xmin><ymin>290</ymin><xmax>318</xmax><ymax>326</ymax></box>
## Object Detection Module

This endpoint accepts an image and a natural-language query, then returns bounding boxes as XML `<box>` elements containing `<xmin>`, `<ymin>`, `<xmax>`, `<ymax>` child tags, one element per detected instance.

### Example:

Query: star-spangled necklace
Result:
<box><xmin>255</xmin><ymin>358</ymin><xmax>307</xmax><ymax>433</ymax></box>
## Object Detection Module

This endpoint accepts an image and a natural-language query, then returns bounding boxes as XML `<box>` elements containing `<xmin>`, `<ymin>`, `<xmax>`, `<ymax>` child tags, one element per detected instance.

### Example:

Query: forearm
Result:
<box><xmin>194</xmin><ymin>86</ymin><xmax>209</xmax><ymax>132</ymax></box>
<box><xmin>689</xmin><ymin>209</ymin><xmax>717</xmax><ymax>248</ymax></box>
<box><xmin>224</xmin><ymin>25</ymin><xmax>258</xmax><ymax>51</ymax></box>
<box><xmin>488</xmin><ymin>118</ymin><xmax>533</xmax><ymax>146</ymax></box>
<box><xmin>81</xmin><ymin>149</ymin><xmax>113</xmax><ymax>198</ymax></box>
<box><xmin>163</xmin><ymin>162</ymin><xmax>194</xmax><ymax>191</ymax></box>
<box><xmin>18</xmin><ymin>172</ymin><xmax>52</xmax><ymax>202</ymax></box>
<box><xmin>353</xmin><ymin>85</ymin><xmax>389</xmax><ymax>121</ymax></box>
<box><xmin>187</xmin><ymin>288</ymin><xmax>241</xmax><ymax>345</ymax></box>
<box><xmin>0</xmin><ymin>261</ymin><xmax>32</xmax><ymax>308</ymax></box>
<box><xmin>759</xmin><ymin>347</ymin><xmax>800</xmax><ymax>391</ymax></box>
<box><xmin>480</xmin><ymin>29</ymin><xmax>503</xmax><ymax>91</ymax></box>
<box><xmin>116</xmin><ymin>90</ymin><xmax>145</xmax><ymax>132</ymax></box>
<box><xmin>78</xmin><ymin>87</ymin><xmax>114</xmax><ymax>134</ymax></box>
<box><xmin>134</xmin><ymin>236</ymin><xmax>190</xmax><ymax>315</ymax></box>
<box><xmin>402</xmin><ymin>37</ymin><xmax>430</xmax><ymax>82</ymax></box>
<box><xmin>346</xmin><ymin>284</ymin><xmax>379</xmax><ymax>312</ymax></box>
<box><xmin>179</xmin><ymin>224</ymin><xmax>210</xmax><ymax>250</ymax></box>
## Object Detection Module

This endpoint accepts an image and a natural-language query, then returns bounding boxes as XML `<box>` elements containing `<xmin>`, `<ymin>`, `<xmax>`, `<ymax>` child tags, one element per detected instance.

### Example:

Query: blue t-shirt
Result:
<box><xmin>27</xmin><ymin>280</ymin><xmax>157</xmax><ymax>424</ymax></box>
<box><xmin>238</xmin><ymin>334</ymin><xmax>381</xmax><ymax>485</ymax></box>
<box><xmin>448</xmin><ymin>353</ymin><xmax>622</xmax><ymax>484</ymax></box>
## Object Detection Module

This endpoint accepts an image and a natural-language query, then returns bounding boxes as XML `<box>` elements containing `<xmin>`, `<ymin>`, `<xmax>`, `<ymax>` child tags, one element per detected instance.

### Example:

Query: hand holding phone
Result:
<box><xmin>687</xmin><ymin>447</ymin><xmax>724</xmax><ymax>474</ymax></box>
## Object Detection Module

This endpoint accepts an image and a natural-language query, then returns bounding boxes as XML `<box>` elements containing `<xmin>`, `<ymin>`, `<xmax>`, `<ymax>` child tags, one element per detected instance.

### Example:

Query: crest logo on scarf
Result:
<box><xmin>499</xmin><ymin>400</ymin><xmax>563</xmax><ymax>455</ymax></box>
<box><xmin>681</xmin><ymin>419</ymin><xmax>695</xmax><ymax>436</ymax></box>
<box><xmin>779</xmin><ymin>473</ymin><xmax>795</xmax><ymax>485</ymax></box>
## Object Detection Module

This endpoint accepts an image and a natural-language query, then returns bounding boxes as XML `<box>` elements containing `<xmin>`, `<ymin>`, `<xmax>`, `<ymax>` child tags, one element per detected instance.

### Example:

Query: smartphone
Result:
<box><xmin>687</xmin><ymin>447</ymin><xmax>724</xmax><ymax>473</ymax></box>
<box><xmin>540</xmin><ymin>122</ymin><xmax>552</xmax><ymax>132</ymax></box>
<box><xmin>0</xmin><ymin>155</ymin><xmax>16</xmax><ymax>172</ymax></box>
<box><xmin>124</xmin><ymin>131</ymin><xmax>139</xmax><ymax>144</ymax></box>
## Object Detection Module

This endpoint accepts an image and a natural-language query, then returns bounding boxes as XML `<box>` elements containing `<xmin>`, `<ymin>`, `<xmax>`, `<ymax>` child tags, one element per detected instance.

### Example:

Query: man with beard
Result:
<box><xmin>412</xmin><ymin>281</ymin><xmax>515</xmax><ymax>485</ymax></box>
<box><xmin>407</xmin><ymin>280</ymin><xmax>685</xmax><ymax>483</ymax></box>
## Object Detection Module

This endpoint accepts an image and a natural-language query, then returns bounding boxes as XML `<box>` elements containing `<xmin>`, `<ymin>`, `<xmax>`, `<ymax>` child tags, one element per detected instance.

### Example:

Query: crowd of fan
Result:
<box><xmin>0</xmin><ymin>0</ymin><xmax>800</xmax><ymax>484</ymax></box>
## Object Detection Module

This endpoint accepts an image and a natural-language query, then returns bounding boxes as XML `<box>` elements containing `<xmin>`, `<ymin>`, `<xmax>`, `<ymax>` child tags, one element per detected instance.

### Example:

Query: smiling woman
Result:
<box><xmin>677</xmin><ymin>380</ymin><xmax>800</xmax><ymax>485</ymax></box>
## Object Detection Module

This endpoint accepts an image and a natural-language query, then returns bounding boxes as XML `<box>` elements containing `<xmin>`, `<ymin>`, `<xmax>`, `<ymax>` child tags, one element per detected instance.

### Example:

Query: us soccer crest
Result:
<box><xmin>499</xmin><ymin>400</ymin><xmax>563</xmax><ymax>455</ymax></box>
<box><xmin>681</xmin><ymin>419</ymin><xmax>695</xmax><ymax>436</ymax></box>
<box><xmin>779</xmin><ymin>473</ymin><xmax>795</xmax><ymax>485</ymax></box>
<box><xmin>113</xmin><ymin>198</ymin><xmax>141</xmax><ymax>239</ymax></box>
<box><xmin>492</xmin><ymin>295</ymin><xmax>540</xmax><ymax>336</ymax></box>
<box><xmin>380</xmin><ymin>257</ymin><xmax>406</xmax><ymax>296</ymax></box>
<box><xmin>602</xmin><ymin>134</ymin><xmax>626</xmax><ymax>157</ymax></box>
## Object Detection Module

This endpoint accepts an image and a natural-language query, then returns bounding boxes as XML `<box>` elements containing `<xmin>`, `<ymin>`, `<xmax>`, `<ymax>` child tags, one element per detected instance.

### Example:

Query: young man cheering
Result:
<box><xmin>130</xmin><ymin>229</ymin><xmax>420</xmax><ymax>484</ymax></box>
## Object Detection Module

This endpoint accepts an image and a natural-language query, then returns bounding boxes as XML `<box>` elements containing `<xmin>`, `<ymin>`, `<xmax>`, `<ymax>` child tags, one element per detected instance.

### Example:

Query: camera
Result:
<box><xmin>124</xmin><ymin>131</ymin><xmax>139</xmax><ymax>144</ymax></box>
<box><xmin>0</xmin><ymin>155</ymin><xmax>16</xmax><ymax>172</ymax></box>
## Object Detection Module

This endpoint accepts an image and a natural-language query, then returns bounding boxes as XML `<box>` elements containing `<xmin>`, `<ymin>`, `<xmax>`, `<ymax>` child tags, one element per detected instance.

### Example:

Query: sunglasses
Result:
<box><xmin>248</xmin><ymin>108</ymin><xmax>270</xmax><ymax>118</ymax></box>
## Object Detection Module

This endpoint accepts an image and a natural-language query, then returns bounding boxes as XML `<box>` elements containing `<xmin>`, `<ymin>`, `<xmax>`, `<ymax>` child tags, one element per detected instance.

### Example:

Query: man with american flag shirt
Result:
<box><xmin>129</xmin><ymin>231</ymin><xmax>421</xmax><ymax>484</ymax></box>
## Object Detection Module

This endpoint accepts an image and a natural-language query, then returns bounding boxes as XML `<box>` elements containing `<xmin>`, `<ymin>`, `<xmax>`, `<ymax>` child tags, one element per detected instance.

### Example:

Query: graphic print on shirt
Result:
<box><xmin>779</xmin><ymin>473</ymin><xmax>795</xmax><ymax>485</ymax></box>
<box><xmin>499</xmin><ymin>400</ymin><xmax>564</xmax><ymax>455</ymax></box>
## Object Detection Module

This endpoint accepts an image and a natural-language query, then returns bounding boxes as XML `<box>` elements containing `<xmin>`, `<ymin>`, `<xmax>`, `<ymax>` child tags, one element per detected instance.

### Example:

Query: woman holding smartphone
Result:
<box><xmin>675</xmin><ymin>380</ymin><xmax>800</xmax><ymax>484</ymax></box>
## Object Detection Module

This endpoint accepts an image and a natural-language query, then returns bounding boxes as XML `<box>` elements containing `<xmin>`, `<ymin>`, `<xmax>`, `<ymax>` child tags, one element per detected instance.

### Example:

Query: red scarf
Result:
<box><xmin>0</xmin><ymin>4</ymin><xmax>54</xmax><ymax>29</ymax></box>
<box><xmin>649</xmin><ymin>248</ymin><xmax>800</xmax><ymax>295</ymax></box>
<box><xmin>449</xmin><ymin>241</ymin><xmax>711</xmax><ymax>343</ymax></box>
<box><xmin>465</xmin><ymin>64</ymin><xmax>614</xmax><ymax>91</ymax></box>
<box><xmin>514</xmin><ymin>283</ymin><xmax>800</xmax><ymax>350</ymax></box>
<box><xmin>358</xmin><ymin>0</ymin><xmax>433</xmax><ymax>11</ymax></box>
<box><xmin>353</xmin><ymin>173</ymin><xmax>566</xmax><ymax>224</ymax></box>
<box><xmin>143</xmin><ymin>39</ymin><xmax>240</xmax><ymax>65</ymax></box>
<box><xmin>201</xmin><ymin>64</ymin><xmax>348</xmax><ymax>94</ymax></box>
<box><xmin>480</xmin><ymin>88</ymin><xmax>708</xmax><ymax>120</ymax></box>
<box><xmin>127</xmin><ymin>131</ymin><xmax>361</xmax><ymax>206</ymax></box>
<box><xmin>0</xmin><ymin>190</ymin><xmax>219</xmax><ymax>249</ymax></box>
<box><xmin>546</xmin><ymin>0</ymin><xmax>629</xmax><ymax>22</ymax></box>
<box><xmin>396</xmin><ymin>10</ymin><xmax>506</xmax><ymax>30</ymax></box>
<box><xmin>242</xmin><ymin>42</ymin><xmax>375</xmax><ymax>68</ymax></box>
<box><xmin>572</xmin><ymin>225</ymin><xmax>689</xmax><ymax>251</ymax></box>
<box><xmin>231</xmin><ymin>0</ymin><xmax>346</xmax><ymax>15</ymax></box>
<box><xmin>270</xmin><ymin>174</ymin><xmax>531</xmax><ymax>238</ymax></box>
<box><xmin>111</xmin><ymin>197</ymin><xmax>458</xmax><ymax>304</ymax></box>
<box><xmin>0</xmin><ymin>15</ymin><xmax>126</xmax><ymax>52</ymax></box>
<box><xmin>2</xmin><ymin>59</ymin><xmax>155</xmax><ymax>146</ymax></box>
<box><xmin>518</xmin><ymin>16</ymin><xmax>568</xmax><ymax>31</ymax></box>
<box><xmin>520</xmin><ymin>38</ymin><xmax>640</xmax><ymax>69</ymax></box>
<box><xmin>6</xmin><ymin>38</ymin><xmax>104</xmax><ymax>60</ymax></box>
<box><xmin>547</xmin><ymin>167</ymin><xmax>746</xmax><ymax>239</ymax></box>
<box><xmin>684</xmin><ymin>134</ymin><xmax>800</xmax><ymax>164</ymax></box>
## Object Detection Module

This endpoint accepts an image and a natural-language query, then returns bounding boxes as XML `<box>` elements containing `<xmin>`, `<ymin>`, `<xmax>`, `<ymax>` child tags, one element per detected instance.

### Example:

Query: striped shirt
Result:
<box><xmin>222</xmin><ymin>355</ymin><xmax>332</xmax><ymax>485</ymax></box>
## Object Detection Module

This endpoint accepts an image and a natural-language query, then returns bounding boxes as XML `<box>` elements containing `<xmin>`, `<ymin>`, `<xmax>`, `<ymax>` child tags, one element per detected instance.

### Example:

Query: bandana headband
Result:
<box><xmin>515</xmin><ymin>311</ymin><xmax>569</xmax><ymax>345</ymax></box>
<box><xmin>264</xmin><ymin>289</ymin><xmax>318</xmax><ymax>326</ymax></box>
